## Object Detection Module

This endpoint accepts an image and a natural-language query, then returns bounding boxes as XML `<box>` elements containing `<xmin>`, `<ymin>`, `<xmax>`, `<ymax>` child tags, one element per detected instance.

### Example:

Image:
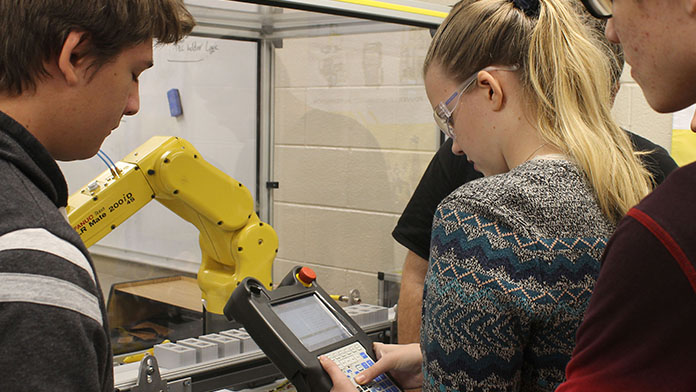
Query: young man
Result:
<box><xmin>558</xmin><ymin>1</ymin><xmax>696</xmax><ymax>390</ymax></box>
<box><xmin>393</xmin><ymin>15</ymin><xmax>678</xmax><ymax>343</ymax></box>
<box><xmin>0</xmin><ymin>1</ymin><xmax>194</xmax><ymax>390</ymax></box>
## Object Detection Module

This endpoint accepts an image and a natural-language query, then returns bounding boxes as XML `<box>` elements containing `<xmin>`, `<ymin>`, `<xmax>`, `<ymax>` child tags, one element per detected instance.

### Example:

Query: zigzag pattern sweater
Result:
<box><xmin>421</xmin><ymin>158</ymin><xmax>614</xmax><ymax>392</ymax></box>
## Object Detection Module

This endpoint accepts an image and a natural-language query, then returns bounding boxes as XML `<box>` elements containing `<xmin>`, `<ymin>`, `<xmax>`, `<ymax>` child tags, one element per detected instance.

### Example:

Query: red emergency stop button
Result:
<box><xmin>297</xmin><ymin>267</ymin><xmax>316</xmax><ymax>287</ymax></box>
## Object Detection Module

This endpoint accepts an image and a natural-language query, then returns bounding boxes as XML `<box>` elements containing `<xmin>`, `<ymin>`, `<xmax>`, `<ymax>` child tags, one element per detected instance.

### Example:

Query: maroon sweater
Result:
<box><xmin>558</xmin><ymin>162</ymin><xmax>696</xmax><ymax>391</ymax></box>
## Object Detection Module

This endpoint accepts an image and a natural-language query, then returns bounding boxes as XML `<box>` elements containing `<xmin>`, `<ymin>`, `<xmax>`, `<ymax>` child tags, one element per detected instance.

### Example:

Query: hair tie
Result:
<box><xmin>511</xmin><ymin>0</ymin><xmax>540</xmax><ymax>17</ymax></box>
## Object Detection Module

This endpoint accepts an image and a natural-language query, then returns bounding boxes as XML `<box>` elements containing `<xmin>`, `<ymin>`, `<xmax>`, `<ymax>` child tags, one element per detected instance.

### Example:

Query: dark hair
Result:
<box><xmin>0</xmin><ymin>0</ymin><xmax>195</xmax><ymax>95</ymax></box>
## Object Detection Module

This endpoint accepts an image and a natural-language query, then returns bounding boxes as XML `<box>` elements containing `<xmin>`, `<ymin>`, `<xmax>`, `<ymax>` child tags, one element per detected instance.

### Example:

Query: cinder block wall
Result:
<box><xmin>272</xmin><ymin>29</ymin><xmax>437</xmax><ymax>303</ymax></box>
<box><xmin>271</xmin><ymin>1</ymin><xmax>674</xmax><ymax>305</ymax></box>
<box><xmin>612</xmin><ymin>64</ymin><xmax>672</xmax><ymax>149</ymax></box>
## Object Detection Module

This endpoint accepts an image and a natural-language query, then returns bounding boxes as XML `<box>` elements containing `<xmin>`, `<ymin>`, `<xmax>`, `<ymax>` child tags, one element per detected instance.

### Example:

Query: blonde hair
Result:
<box><xmin>424</xmin><ymin>0</ymin><xmax>651</xmax><ymax>223</ymax></box>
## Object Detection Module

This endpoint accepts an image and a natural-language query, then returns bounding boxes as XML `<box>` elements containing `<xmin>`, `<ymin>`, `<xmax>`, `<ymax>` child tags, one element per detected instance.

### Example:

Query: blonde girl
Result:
<box><xmin>321</xmin><ymin>0</ymin><xmax>651</xmax><ymax>391</ymax></box>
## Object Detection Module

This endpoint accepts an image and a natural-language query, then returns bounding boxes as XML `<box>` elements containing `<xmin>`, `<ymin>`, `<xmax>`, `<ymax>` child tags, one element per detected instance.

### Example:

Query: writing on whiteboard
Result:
<box><xmin>167</xmin><ymin>39</ymin><xmax>220</xmax><ymax>63</ymax></box>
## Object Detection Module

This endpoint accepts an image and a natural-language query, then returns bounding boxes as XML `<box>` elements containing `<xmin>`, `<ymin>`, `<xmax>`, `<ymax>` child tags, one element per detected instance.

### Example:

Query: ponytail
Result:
<box><xmin>528</xmin><ymin>0</ymin><xmax>651</xmax><ymax>221</ymax></box>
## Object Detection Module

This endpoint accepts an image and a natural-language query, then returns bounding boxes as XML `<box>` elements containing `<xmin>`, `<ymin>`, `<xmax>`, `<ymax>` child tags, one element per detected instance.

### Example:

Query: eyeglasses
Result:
<box><xmin>581</xmin><ymin>0</ymin><xmax>612</xmax><ymax>19</ymax></box>
<box><xmin>433</xmin><ymin>65</ymin><xmax>519</xmax><ymax>140</ymax></box>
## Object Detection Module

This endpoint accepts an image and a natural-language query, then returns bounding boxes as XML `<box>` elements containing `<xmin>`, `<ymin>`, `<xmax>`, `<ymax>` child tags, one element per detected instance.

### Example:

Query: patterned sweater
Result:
<box><xmin>421</xmin><ymin>158</ymin><xmax>614</xmax><ymax>392</ymax></box>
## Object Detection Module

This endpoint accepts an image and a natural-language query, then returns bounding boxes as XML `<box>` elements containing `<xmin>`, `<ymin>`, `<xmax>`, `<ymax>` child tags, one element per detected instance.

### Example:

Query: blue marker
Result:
<box><xmin>167</xmin><ymin>88</ymin><xmax>183</xmax><ymax>117</ymax></box>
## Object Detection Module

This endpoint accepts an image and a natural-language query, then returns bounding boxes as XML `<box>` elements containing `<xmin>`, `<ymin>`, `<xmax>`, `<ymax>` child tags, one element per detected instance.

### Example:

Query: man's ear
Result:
<box><xmin>476</xmin><ymin>71</ymin><xmax>504</xmax><ymax>111</ymax></box>
<box><xmin>57</xmin><ymin>31</ymin><xmax>91</xmax><ymax>86</ymax></box>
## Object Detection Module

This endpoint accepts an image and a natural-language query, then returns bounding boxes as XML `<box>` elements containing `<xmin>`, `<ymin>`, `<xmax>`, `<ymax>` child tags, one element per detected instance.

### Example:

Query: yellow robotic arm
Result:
<box><xmin>67</xmin><ymin>136</ymin><xmax>278</xmax><ymax>314</ymax></box>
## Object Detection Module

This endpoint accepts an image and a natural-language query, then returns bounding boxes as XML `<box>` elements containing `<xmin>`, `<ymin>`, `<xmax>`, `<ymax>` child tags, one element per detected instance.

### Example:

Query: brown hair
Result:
<box><xmin>425</xmin><ymin>0</ymin><xmax>651</xmax><ymax>223</ymax></box>
<box><xmin>0</xmin><ymin>0</ymin><xmax>195</xmax><ymax>95</ymax></box>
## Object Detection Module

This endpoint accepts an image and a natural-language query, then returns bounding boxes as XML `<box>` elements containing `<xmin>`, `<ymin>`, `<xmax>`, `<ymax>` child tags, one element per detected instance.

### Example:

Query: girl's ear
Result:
<box><xmin>476</xmin><ymin>71</ymin><xmax>505</xmax><ymax>111</ymax></box>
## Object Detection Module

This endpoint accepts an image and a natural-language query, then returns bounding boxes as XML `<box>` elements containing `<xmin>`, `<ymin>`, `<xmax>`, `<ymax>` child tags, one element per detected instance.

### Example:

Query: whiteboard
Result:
<box><xmin>59</xmin><ymin>36</ymin><xmax>259</xmax><ymax>272</ymax></box>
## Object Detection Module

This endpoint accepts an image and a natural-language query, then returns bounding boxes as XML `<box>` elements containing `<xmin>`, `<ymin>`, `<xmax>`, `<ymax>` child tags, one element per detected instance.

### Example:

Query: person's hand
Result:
<box><xmin>319</xmin><ymin>355</ymin><xmax>359</xmax><ymax>392</ymax></box>
<box><xmin>356</xmin><ymin>343</ymin><xmax>423</xmax><ymax>389</ymax></box>
<box><xmin>319</xmin><ymin>343</ymin><xmax>424</xmax><ymax>391</ymax></box>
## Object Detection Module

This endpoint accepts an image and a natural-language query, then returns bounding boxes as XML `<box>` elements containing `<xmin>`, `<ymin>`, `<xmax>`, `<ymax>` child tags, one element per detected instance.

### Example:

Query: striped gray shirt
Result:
<box><xmin>0</xmin><ymin>110</ymin><xmax>113</xmax><ymax>391</ymax></box>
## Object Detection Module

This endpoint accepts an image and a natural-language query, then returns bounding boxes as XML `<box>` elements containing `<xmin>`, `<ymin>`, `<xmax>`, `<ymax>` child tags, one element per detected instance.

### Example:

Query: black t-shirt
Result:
<box><xmin>392</xmin><ymin>132</ymin><xmax>679</xmax><ymax>261</ymax></box>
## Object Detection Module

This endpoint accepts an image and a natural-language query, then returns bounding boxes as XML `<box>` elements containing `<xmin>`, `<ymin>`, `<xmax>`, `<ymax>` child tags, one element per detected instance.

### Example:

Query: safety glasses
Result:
<box><xmin>433</xmin><ymin>65</ymin><xmax>518</xmax><ymax>140</ymax></box>
<box><xmin>581</xmin><ymin>0</ymin><xmax>612</xmax><ymax>19</ymax></box>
